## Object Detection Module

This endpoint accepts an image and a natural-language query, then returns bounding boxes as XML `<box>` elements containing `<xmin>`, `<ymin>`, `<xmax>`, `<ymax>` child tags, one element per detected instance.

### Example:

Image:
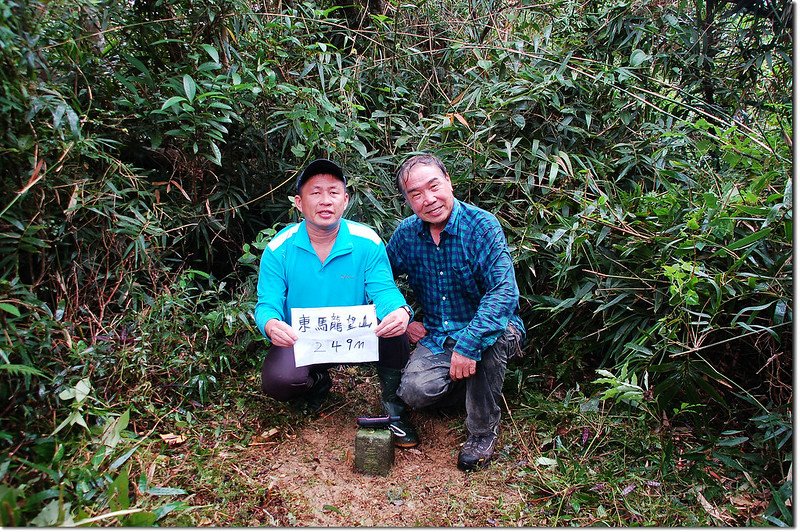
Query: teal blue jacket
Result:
<box><xmin>254</xmin><ymin>219</ymin><xmax>407</xmax><ymax>339</ymax></box>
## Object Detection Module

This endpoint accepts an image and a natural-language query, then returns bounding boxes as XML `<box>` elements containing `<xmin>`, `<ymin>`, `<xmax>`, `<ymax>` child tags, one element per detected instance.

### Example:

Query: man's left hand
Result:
<box><xmin>450</xmin><ymin>351</ymin><xmax>476</xmax><ymax>381</ymax></box>
<box><xmin>374</xmin><ymin>308</ymin><xmax>410</xmax><ymax>338</ymax></box>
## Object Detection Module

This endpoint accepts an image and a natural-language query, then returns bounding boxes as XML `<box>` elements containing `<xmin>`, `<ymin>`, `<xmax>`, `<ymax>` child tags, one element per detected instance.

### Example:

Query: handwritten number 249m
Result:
<box><xmin>313</xmin><ymin>339</ymin><xmax>366</xmax><ymax>353</ymax></box>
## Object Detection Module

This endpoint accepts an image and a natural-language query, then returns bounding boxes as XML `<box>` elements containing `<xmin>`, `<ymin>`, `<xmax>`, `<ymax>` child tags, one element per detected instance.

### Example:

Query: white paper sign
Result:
<box><xmin>291</xmin><ymin>304</ymin><xmax>379</xmax><ymax>367</ymax></box>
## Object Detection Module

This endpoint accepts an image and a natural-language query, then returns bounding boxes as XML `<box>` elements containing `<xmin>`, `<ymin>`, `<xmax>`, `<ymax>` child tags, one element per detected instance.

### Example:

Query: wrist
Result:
<box><xmin>400</xmin><ymin>304</ymin><xmax>414</xmax><ymax>320</ymax></box>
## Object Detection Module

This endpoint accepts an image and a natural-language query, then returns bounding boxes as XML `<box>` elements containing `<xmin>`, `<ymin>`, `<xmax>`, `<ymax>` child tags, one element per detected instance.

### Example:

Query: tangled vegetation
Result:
<box><xmin>0</xmin><ymin>0</ymin><xmax>792</xmax><ymax>525</ymax></box>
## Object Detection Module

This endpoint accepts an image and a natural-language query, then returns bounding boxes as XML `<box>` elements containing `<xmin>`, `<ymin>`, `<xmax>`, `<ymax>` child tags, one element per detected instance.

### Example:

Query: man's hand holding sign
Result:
<box><xmin>265</xmin><ymin>304</ymin><xmax>409</xmax><ymax>366</ymax></box>
<box><xmin>291</xmin><ymin>305</ymin><xmax>380</xmax><ymax>366</ymax></box>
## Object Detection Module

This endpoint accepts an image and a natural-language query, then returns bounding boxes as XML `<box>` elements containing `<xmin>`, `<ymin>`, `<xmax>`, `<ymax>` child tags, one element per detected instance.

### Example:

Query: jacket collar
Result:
<box><xmin>296</xmin><ymin>219</ymin><xmax>353</xmax><ymax>264</ymax></box>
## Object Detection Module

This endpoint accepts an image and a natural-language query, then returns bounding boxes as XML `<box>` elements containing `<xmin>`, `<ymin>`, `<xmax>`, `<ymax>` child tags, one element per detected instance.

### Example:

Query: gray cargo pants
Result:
<box><xmin>396</xmin><ymin>323</ymin><xmax>523</xmax><ymax>436</ymax></box>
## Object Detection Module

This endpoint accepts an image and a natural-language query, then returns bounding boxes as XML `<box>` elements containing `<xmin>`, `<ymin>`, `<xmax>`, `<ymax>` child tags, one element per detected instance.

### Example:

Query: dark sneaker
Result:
<box><xmin>457</xmin><ymin>431</ymin><xmax>498</xmax><ymax>471</ymax></box>
<box><xmin>390</xmin><ymin>418</ymin><xmax>420</xmax><ymax>449</ymax></box>
<box><xmin>303</xmin><ymin>370</ymin><xmax>332</xmax><ymax>414</ymax></box>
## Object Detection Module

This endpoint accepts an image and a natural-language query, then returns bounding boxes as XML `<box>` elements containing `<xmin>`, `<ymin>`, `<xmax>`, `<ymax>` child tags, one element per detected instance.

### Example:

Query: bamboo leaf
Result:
<box><xmin>716</xmin><ymin>436</ymin><xmax>749</xmax><ymax>447</ymax></box>
<box><xmin>716</xmin><ymin>228</ymin><xmax>771</xmax><ymax>254</ymax></box>
<box><xmin>0</xmin><ymin>303</ymin><xmax>20</xmax><ymax>317</ymax></box>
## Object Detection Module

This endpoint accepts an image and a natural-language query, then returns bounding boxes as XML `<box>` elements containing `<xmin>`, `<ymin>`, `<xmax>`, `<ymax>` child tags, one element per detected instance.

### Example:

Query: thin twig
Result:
<box><xmin>501</xmin><ymin>393</ymin><xmax>546</xmax><ymax>485</ymax></box>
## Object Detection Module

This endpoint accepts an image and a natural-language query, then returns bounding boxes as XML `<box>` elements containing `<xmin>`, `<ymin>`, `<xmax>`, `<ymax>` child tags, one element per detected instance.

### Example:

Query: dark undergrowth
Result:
<box><xmin>0</xmin><ymin>0</ymin><xmax>791</xmax><ymax>525</ymax></box>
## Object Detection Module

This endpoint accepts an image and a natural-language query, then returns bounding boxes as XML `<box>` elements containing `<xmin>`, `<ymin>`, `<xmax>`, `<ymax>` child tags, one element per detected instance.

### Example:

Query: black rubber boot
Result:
<box><xmin>377</xmin><ymin>367</ymin><xmax>419</xmax><ymax>448</ymax></box>
<box><xmin>303</xmin><ymin>368</ymin><xmax>332</xmax><ymax>415</ymax></box>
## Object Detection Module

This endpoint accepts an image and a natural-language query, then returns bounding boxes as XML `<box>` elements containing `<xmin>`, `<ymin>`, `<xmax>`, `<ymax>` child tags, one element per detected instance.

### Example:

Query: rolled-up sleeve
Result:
<box><xmin>454</xmin><ymin>223</ymin><xmax>520</xmax><ymax>361</ymax></box>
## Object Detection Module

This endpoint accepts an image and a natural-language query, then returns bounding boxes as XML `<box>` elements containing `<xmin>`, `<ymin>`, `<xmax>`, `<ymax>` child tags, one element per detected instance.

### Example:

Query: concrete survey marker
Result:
<box><xmin>354</xmin><ymin>428</ymin><xmax>394</xmax><ymax>476</ymax></box>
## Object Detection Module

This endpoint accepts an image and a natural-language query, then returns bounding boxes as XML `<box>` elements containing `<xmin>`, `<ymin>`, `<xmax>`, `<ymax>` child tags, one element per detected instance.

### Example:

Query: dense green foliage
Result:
<box><xmin>0</xmin><ymin>0</ymin><xmax>792</xmax><ymax>525</ymax></box>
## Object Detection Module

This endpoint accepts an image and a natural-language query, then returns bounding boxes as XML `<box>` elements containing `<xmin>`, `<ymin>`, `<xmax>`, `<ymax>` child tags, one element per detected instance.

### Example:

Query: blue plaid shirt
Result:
<box><xmin>386</xmin><ymin>200</ymin><xmax>524</xmax><ymax>361</ymax></box>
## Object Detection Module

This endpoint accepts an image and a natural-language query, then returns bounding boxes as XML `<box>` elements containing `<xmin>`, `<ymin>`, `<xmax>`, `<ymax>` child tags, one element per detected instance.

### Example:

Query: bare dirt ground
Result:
<box><xmin>233</xmin><ymin>366</ymin><xmax>532</xmax><ymax>527</ymax></box>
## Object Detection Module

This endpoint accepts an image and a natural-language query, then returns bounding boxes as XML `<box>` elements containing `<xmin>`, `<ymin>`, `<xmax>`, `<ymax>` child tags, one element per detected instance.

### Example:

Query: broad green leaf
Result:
<box><xmin>773</xmin><ymin>300</ymin><xmax>788</xmax><ymax>324</ymax></box>
<box><xmin>351</xmin><ymin>138</ymin><xmax>368</xmax><ymax>158</ymax></box>
<box><xmin>31</xmin><ymin>500</ymin><xmax>70</xmax><ymax>527</ymax></box>
<box><xmin>73</xmin><ymin>412</ymin><xmax>88</xmax><ymax>429</ymax></box>
<box><xmin>58</xmin><ymin>388</ymin><xmax>75</xmax><ymax>401</ymax></box>
<box><xmin>208</xmin><ymin>141</ymin><xmax>222</xmax><ymax>166</ymax></box>
<box><xmin>124</xmin><ymin>511</ymin><xmax>158</xmax><ymax>526</ymax></box>
<box><xmin>630</xmin><ymin>49</ymin><xmax>650</xmax><ymax>67</ymax></box>
<box><xmin>108</xmin><ymin>466</ymin><xmax>130</xmax><ymax>511</ymax></box>
<box><xmin>65</xmin><ymin>106</ymin><xmax>80</xmax><ymax>137</ymax></box>
<box><xmin>783</xmin><ymin>177</ymin><xmax>792</xmax><ymax>204</ymax></box>
<box><xmin>200</xmin><ymin>44</ymin><xmax>219</xmax><ymax>62</ymax></box>
<box><xmin>52</xmin><ymin>104</ymin><xmax>66</xmax><ymax>129</ymax></box>
<box><xmin>183</xmin><ymin>75</ymin><xmax>197</xmax><ymax>102</ymax></box>
<box><xmin>101</xmin><ymin>410</ymin><xmax>130</xmax><ymax>450</ymax></box>
<box><xmin>74</xmin><ymin>377</ymin><xmax>92</xmax><ymax>403</ymax></box>
<box><xmin>122</xmin><ymin>53</ymin><xmax>153</xmax><ymax>85</ymax></box>
<box><xmin>160</xmin><ymin>96</ymin><xmax>186</xmax><ymax>111</ymax></box>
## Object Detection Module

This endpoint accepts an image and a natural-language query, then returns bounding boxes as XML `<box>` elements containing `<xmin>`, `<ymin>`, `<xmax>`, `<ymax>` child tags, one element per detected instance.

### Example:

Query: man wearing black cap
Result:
<box><xmin>254</xmin><ymin>158</ymin><xmax>419</xmax><ymax>447</ymax></box>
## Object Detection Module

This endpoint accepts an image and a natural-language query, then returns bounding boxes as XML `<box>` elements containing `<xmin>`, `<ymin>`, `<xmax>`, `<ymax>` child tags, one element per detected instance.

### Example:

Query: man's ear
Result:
<box><xmin>293</xmin><ymin>194</ymin><xmax>302</xmax><ymax>210</ymax></box>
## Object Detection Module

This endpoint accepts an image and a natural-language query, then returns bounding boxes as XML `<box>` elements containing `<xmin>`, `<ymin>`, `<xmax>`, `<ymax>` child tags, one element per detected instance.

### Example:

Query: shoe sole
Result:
<box><xmin>395</xmin><ymin>440</ymin><xmax>419</xmax><ymax>449</ymax></box>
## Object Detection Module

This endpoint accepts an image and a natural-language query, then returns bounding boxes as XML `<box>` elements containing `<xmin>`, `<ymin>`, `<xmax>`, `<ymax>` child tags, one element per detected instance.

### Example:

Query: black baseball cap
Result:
<box><xmin>295</xmin><ymin>158</ymin><xmax>347</xmax><ymax>193</ymax></box>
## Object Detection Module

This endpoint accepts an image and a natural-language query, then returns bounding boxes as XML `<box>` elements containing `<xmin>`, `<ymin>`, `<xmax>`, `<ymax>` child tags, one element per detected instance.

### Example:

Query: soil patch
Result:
<box><xmin>235</xmin><ymin>367</ymin><xmax>529</xmax><ymax>526</ymax></box>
